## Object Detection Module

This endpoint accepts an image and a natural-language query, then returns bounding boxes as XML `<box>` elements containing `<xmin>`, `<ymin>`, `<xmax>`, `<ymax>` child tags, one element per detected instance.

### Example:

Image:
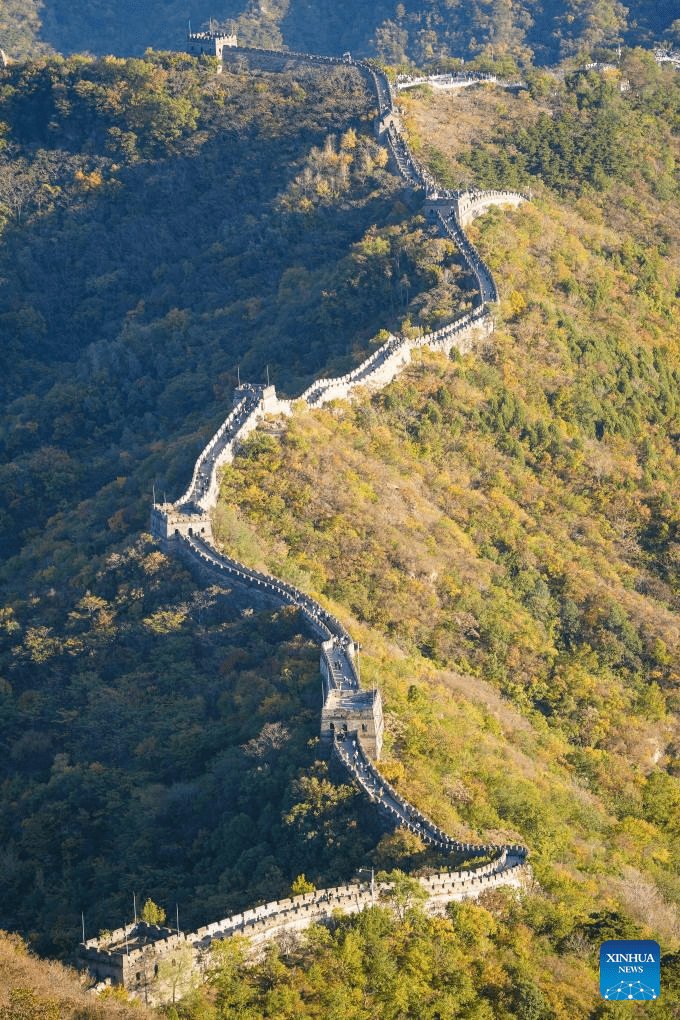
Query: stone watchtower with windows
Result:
<box><xmin>186</xmin><ymin>28</ymin><xmax>237</xmax><ymax>61</ymax></box>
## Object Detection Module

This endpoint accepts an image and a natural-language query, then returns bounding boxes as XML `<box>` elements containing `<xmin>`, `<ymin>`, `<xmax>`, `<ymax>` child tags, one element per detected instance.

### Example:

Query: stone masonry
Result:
<box><xmin>78</xmin><ymin>40</ymin><xmax>531</xmax><ymax>1004</ymax></box>
<box><xmin>81</xmin><ymin>855</ymin><xmax>530</xmax><ymax>1004</ymax></box>
<box><xmin>186</xmin><ymin>30</ymin><xmax>237</xmax><ymax>60</ymax></box>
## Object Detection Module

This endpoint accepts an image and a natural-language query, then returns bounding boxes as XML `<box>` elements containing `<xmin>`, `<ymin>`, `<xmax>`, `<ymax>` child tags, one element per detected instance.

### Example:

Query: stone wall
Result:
<box><xmin>144</xmin><ymin>33</ymin><xmax>531</xmax><ymax>862</ymax></box>
<box><xmin>396</xmin><ymin>71</ymin><xmax>527</xmax><ymax>93</ymax></box>
<box><xmin>221</xmin><ymin>44</ymin><xmax>352</xmax><ymax>75</ymax></box>
<box><xmin>298</xmin><ymin>310</ymin><xmax>492</xmax><ymax>410</ymax></box>
<box><xmin>332</xmin><ymin>734</ymin><xmax>527</xmax><ymax>859</ymax></box>
<box><xmin>452</xmin><ymin>189</ymin><xmax>529</xmax><ymax>228</ymax></box>
<box><xmin>171</xmin><ymin>385</ymin><xmax>290</xmax><ymax>515</ymax></box>
<box><xmin>79</xmin><ymin>38</ymin><xmax>534</xmax><ymax>1003</ymax></box>
<box><xmin>82</xmin><ymin>862</ymin><xmax>530</xmax><ymax>1004</ymax></box>
<box><xmin>436</xmin><ymin>210</ymin><xmax>499</xmax><ymax>303</ymax></box>
<box><xmin>187</xmin><ymin>31</ymin><xmax>237</xmax><ymax>60</ymax></box>
<box><xmin>396</xmin><ymin>71</ymin><xmax>498</xmax><ymax>91</ymax></box>
<box><xmin>321</xmin><ymin>688</ymin><xmax>384</xmax><ymax>758</ymax></box>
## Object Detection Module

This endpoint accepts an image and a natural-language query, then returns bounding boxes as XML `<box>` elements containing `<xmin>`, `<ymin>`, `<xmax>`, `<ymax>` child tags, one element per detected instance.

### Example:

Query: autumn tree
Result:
<box><xmin>141</xmin><ymin>898</ymin><xmax>166</xmax><ymax>925</ymax></box>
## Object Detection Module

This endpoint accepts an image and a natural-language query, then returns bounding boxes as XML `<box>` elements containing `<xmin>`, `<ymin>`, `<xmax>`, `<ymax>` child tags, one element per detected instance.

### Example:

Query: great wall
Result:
<box><xmin>78</xmin><ymin>35</ymin><xmax>531</xmax><ymax>1004</ymax></box>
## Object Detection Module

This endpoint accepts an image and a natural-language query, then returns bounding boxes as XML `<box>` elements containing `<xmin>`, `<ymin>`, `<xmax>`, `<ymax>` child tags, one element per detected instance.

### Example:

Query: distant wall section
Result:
<box><xmin>79</xmin><ymin>36</ymin><xmax>533</xmax><ymax>1004</ymax></box>
<box><xmin>187</xmin><ymin>31</ymin><xmax>237</xmax><ymax>60</ymax></box>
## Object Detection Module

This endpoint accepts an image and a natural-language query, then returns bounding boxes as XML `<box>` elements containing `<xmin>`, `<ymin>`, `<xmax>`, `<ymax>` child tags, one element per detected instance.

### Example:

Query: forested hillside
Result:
<box><xmin>0</xmin><ymin>52</ymin><xmax>423</xmax><ymax>564</ymax></box>
<box><xmin>203</xmin><ymin>51</ymin><xmax>680</xmax><ymax>1015</ymax></box>
<box><xmin>3</xmin><ymin>0</ymin><xmax>680</xmax><ymax>64</ymax></box>
<box><xmin>0</xmin><ymin>930</ymin><xmax>153</xmax><ymax>1020</ymax></box>
<box><xmin>0</xmin><ymin>53</ymin><xmax>451</xmax><ymax>953</ymax></box>
<box><xmin>1</xmin><ymin>35</ymin><xmax>680</xmax><ymax>1020</ymax></box>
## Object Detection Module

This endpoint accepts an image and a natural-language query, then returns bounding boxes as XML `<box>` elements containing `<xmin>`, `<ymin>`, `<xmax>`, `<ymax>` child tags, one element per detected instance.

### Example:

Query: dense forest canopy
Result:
<box><xmin>0</xmin><ymin>52</ymin><xmax>483</xmax><ymax>956</ymax></box>
<box><xmin>2</xmin><ymin>0</ymin><xmax>680</xmax><ymax>64</ymax></box>
<box><xmin>0</xmin><ymin>52</ymin><xmax>427</xmax><ymax>562</ymax></box>
<box><xmin>0</xmin><ymin>21</ymin><xmax>679</xmax><ymax>1020</ymax></box>
<box><xmin>207</xmin><ymin>51</ymin><xmax>680</xmax><ymax>1015</ymax></box>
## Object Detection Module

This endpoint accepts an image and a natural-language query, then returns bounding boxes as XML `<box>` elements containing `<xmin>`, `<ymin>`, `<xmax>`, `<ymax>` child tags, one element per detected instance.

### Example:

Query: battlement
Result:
<box><xmin>141</xmin><ymin>36</ymin><xmax>529</xmax><ymax>871</ymax></box>
<box><xmin>78</xmin><ymin>35</ymin><xmax>532</xmax><ymax>1005</ymax></box>
<box><xmin>79</xmin><ymin>922</ymin><xmax>186</xmax><ymax>992</ymax></box>
<box><xmin>321</xmin><ymin>687</ymin><xmax>384</xmax><ymax>759</ymax></box>
<box><xmin>187</xmin><ymin>30</ymin><xmax>237</xmax><ymax>60</ymax></box>
<box><xmin>150</xmin><ymin>504</ymin><xmax>211</xmax><ymax>546</ymax></box>
<box><xmin>79</xmin><ymin>861</ymin><xmax>529</xmax><ymax>1003</ymax></box>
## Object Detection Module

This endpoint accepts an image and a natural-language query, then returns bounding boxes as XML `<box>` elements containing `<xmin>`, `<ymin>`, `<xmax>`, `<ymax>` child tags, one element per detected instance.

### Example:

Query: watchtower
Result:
<box><xmin>150</xmin><ymin>504</ymin><xmax>212</xmax><ymax>548</ymax></box>
<box><xmin>187</xmin><ymin>29</ymin><xmax>237</xmax><ymax>60</ymax></box>
<box><xmin>321</xmin><ymin>688</ymin><xmax>384</xmax><ymax>759</ymax></box>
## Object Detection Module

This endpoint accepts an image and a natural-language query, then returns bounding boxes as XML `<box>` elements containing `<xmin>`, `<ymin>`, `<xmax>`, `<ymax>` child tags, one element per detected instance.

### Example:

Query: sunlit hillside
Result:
<box><xmin>0</xmin><ymin>929</ymin><xmax>153</xmax><ymax>1020</ymax></box>
<box><xmin>212</xmin><ymin>53</ymin><xmax>680</xmax><ymax>970</ymax></box>
<box><xmin>1</xmin><ymin>27</ymin><xmax>680</xmax><ymax>1019</ymax></box>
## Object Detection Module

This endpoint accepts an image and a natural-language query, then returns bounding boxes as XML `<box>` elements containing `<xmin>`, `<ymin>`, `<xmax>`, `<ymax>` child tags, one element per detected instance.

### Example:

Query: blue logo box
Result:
<box><xmin>600</xmin><ymin>939</ymin><xmax>660</xmax><ymax>1000</ymax></box>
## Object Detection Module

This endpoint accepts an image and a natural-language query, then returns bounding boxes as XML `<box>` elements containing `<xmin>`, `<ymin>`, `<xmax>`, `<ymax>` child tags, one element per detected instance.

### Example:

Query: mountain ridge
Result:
<box><xmin>3</xmin><ymin>0</ymin><xmax>680</xmax><ymax>64</ymax></box>
<box><xmin>0</xmin><ymin>31</ymin><xmax>679</xmax><ymax>1019</ymax></box>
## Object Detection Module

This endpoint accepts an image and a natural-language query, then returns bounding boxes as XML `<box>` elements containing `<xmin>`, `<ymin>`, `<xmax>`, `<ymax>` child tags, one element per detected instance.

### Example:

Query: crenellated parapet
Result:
<box><xmin>220</xmin><ymin>43</ymin><xmax>358</xmax><ymax>76</ymax></box>
<box><xmin>79</xmin><ymin>38</ymin><xmax>533</xmax><ymax>1002</ymax></box>
<box><xmin>150</xmin><ymin>503</ymin><xmax>212</xmax><ymax>546</ymax></box>
<box><xmin>151</xmin><ymin>384</ymin><xmax>291</xmax><ymax>550</ymax></box>
<box><xmin>451</xmin><ymin>188</ymin><xmax>529</xmax><ymax>227</ymax></box>
<box><xmin>396</xmin><ymin>71</ymin><xmax>499</xmax><ymax>91</ymax></box>
<box><xmin>321</xmin><ymin>688</ymin><xmax>384</xmax><ymax>758</ymax></box>
<box><xmin>187</xmin><ymin>30</ymin><xmax>237</xmax><ymax>60</ymax></box>
<box><xmin>334</xmin><ymin>733</ymin><xmax>528</xmax><ymax>862</ymax></box>
<box><xmin>80</xmin><ymin>856</ymin><xmax>530</xmax><ymax>1003</ymax></box>
<box><xmin>424</xmin><ymin>189</ymin><xmax>529</xmax><ymax>226</ymax></box>
<box><xmin>396</xmin><ymin>71</ymin><xmax>527</xmax><ymax>93</ymax></box>
<box><xmin>79</xmin><ymin>921</ymin><xmax>190</xmax><ymax>996</ymax></box>
<box><xmin>435</xmin><ymin>209</ymin><xmax>499</xmax><ymax>303</ymax></box>
<box><xmin>145</xmin><ymin>35</ymin><xmax>531</xmax><ymax>847</ymax></box>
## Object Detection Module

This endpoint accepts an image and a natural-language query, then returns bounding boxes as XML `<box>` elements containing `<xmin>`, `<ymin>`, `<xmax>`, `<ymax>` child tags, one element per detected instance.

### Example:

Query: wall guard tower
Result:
<box><xmin>187</xmin><ymin>29</ymin><xmax>237</xmax><ymax>60</ymax></box>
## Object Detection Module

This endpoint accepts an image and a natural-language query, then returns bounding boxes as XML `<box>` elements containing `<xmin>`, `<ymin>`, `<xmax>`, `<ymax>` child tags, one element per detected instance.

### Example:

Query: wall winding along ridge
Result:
<box><xmin>80</xmin><ymin>853</ymin><xmax>529</xmax><ymax>1001</ymax></box>
<box><xmin>80</xmin><ymin>46</ymin><xmax>531</xmax><ymax>1001</ymax></box>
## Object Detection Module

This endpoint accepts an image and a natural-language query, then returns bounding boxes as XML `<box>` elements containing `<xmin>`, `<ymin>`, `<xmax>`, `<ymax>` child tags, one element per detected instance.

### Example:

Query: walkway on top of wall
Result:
<box><xmin>146</xmin><ymin>39</ymin><xmax>531</xmax><ymax>943</ymax></box>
